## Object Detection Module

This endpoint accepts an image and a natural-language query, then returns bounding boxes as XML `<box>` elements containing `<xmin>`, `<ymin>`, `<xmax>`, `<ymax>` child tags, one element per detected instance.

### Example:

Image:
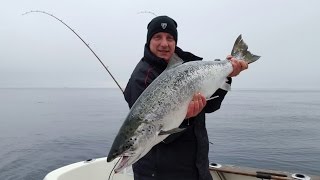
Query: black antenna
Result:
<box><xmin>22</xmin><ymin>10</ymin><xmax>124</xmax><ymax>93</ymax></box>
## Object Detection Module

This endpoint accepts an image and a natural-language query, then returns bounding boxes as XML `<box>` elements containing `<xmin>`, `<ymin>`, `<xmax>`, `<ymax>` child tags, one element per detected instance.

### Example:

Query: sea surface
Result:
<box><xmin>0</xmin><ymin>88</ymin><xmax>319</xmax><ymax>180</ymax></box>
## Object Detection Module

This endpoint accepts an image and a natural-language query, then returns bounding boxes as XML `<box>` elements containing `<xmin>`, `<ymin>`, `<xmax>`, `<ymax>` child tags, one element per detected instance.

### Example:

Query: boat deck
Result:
<box><xmin>44</xmin><ymin>157</ymin><xmax>320</xmax><ymax>180</ymax></box>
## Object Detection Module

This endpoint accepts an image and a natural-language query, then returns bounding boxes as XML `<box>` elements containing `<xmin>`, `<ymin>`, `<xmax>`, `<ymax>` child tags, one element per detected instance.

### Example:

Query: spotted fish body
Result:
<box><xmin>107</xmin><ymin>35</ymin><xmax>260</xmax><ymax>173</ymax></box>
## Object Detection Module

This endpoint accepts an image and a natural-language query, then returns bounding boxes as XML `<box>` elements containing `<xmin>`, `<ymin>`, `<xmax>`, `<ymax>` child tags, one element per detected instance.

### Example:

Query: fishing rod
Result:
<box><xmin>22</xmin><ymin>10</ymin><xmax>124</xmax><ymax>93</ymax></box>
<box><xmin>137</xmin><ymin>11</ymin><xmax>157</xmax><ymax>17</ymax></box>
<box><xmin>108</xmin><ymin>158</ymin><xmax>121</xmax><ymax>180</ymax></box>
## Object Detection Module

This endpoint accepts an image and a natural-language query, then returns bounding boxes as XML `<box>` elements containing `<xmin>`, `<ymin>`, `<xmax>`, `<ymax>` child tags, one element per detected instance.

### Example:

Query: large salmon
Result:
<box><xmin>107</xmin><ymin>35</ymin><xmax>260</xmax><ymax>173</ymax></box>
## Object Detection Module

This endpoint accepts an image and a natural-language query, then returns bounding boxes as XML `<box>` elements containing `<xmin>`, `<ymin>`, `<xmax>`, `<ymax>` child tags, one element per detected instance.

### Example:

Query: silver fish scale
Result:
<box><xmin>111</xmin><ymin>60</ymin><xmax>232</xmax><ymax>160</ymax></box>
<box><xmin>130</xmin><ymin>60</ymin><xmax>232</xmax><ymax>124</ymax></box>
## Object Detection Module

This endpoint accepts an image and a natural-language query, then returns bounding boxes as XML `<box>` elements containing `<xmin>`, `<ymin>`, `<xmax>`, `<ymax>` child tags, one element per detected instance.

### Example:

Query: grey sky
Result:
<box><xmin>1</xmin><ymin>0</ymin><xmax>319</xmax><ymax>89</ymax></box>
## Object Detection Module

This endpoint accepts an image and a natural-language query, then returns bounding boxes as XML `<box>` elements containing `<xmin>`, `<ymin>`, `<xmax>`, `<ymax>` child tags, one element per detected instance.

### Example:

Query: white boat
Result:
<box><xmin>43</xmin><ymin>157</ymin><xmax>319</xmax><ymax>180</ymax></box>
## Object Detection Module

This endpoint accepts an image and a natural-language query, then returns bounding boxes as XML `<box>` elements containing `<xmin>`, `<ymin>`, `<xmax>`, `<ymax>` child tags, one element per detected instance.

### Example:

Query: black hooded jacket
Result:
<box><xmin>124</xmin><ymin>45</ymin><xmax>231</xmax><ymax>180</ymax></box>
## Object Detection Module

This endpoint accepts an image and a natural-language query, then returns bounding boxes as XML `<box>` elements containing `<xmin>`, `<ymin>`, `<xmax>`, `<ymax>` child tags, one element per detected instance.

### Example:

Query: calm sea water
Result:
<box><xmin>0</xmin><ymin>88</ymin><xmax>319</xmax><ymax>180</ymax></box>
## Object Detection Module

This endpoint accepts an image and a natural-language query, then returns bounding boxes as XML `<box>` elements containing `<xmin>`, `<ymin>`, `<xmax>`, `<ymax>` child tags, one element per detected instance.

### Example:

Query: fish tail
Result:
<box><xmin>231</xmin><ymin>35</ymin><xmax>260</xmax><ymax>64</ymax></box>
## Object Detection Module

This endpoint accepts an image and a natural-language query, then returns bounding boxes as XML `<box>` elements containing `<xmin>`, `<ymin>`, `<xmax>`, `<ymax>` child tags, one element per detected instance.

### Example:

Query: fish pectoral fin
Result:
<box><xmin>206</xmin><ymin>95</ymin><xmax>219</xmax><ymax>101</ymax></box>
<box><xmin>158</xmin><ymin>128</ymin><xmax>186</xmax><ymax>135</ymax></box>
<box><xmin>165</xmin><ymin>53</ymin><xmax>184</xmax><ymax>70</ymax></box>
<box><xmin>220</xmin><ymin>80</ymin><xmax>231</xmax><ymax>91</ymax></box>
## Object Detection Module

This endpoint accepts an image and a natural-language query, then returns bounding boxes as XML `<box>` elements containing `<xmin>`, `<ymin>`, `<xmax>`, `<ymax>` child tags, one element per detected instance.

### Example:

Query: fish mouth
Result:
<box><xmin>114</xmin><ymin>156</ymin><xmax>130</xmax><ymax>173</ymax></box>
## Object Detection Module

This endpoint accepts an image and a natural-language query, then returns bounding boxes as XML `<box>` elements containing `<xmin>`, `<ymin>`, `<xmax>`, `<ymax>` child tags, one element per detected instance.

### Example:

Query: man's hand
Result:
<box><xmin>227</xmin><ymin>55</ymin><xmax>248</xmax><ymax>77</ymax></box>
<box><xmin>185</xmin><ymin>93</ymin><xmax>207</xmax><ymax>119</ymax></box>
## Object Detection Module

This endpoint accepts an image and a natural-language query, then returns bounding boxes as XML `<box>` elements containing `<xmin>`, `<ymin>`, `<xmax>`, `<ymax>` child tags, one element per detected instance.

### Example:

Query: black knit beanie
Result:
<box><xmin>146</xmin><ymin>16</ymin><xmax>178</xmax><ymax>46</ymax></box>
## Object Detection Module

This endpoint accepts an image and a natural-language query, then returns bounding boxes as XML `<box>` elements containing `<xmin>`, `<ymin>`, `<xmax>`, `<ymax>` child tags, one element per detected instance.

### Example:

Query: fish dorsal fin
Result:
<box><xmin>159</xmin><ymin>127</ymin><xmax>186</xmax><ymax>135</ymax></box>
<box><xmin>166</xmin><ymin>53</ymin><xmax>184</xmax><ymax>70</ymax></box>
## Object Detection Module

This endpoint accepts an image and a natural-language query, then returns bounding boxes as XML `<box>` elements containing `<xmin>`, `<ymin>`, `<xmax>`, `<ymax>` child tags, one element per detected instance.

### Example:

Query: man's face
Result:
<box><xmin>149</xmin><ymin>32</ymin><xmax>176</xmax><ymax>62</ymax></box>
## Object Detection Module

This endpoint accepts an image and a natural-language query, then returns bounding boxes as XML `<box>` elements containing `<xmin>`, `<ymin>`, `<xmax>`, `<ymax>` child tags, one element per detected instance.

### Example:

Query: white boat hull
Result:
<box><xmin>43</xmin><ymin>157</ymin><xmax>318</xmax><ymax>180</ymax></box>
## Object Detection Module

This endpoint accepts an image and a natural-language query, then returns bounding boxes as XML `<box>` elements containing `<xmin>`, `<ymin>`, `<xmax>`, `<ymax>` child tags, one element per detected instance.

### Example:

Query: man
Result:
<box><xmin>124</xmin><ymin>15</ymin><xmax>248</xmax><ymax>180</ymax></box>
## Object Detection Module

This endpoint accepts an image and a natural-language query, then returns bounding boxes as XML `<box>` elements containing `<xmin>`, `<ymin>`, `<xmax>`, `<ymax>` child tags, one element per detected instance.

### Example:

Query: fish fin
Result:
<box><xmin>165</xmin><ymin>53</ymin><xmax>184</xmax><ymax>70</ymax></box>
<box><xmin>220</xmin><ymin>81</ymin><xmax>231</xmax><ymax>91</ymax></box>
<box><xmin>206</xmin><ymin>95</ymin><xmax>219</xmax><ymax>101</ymax></box>
<box><xmin>231</xmin><ymin>35</ymin><xmax>260</xmax><ymax>64</ymax></box>
<box><xmin>159</xmin><ymin>127</ymin><xmax>186</xmax><ymax>135</ymax></box>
